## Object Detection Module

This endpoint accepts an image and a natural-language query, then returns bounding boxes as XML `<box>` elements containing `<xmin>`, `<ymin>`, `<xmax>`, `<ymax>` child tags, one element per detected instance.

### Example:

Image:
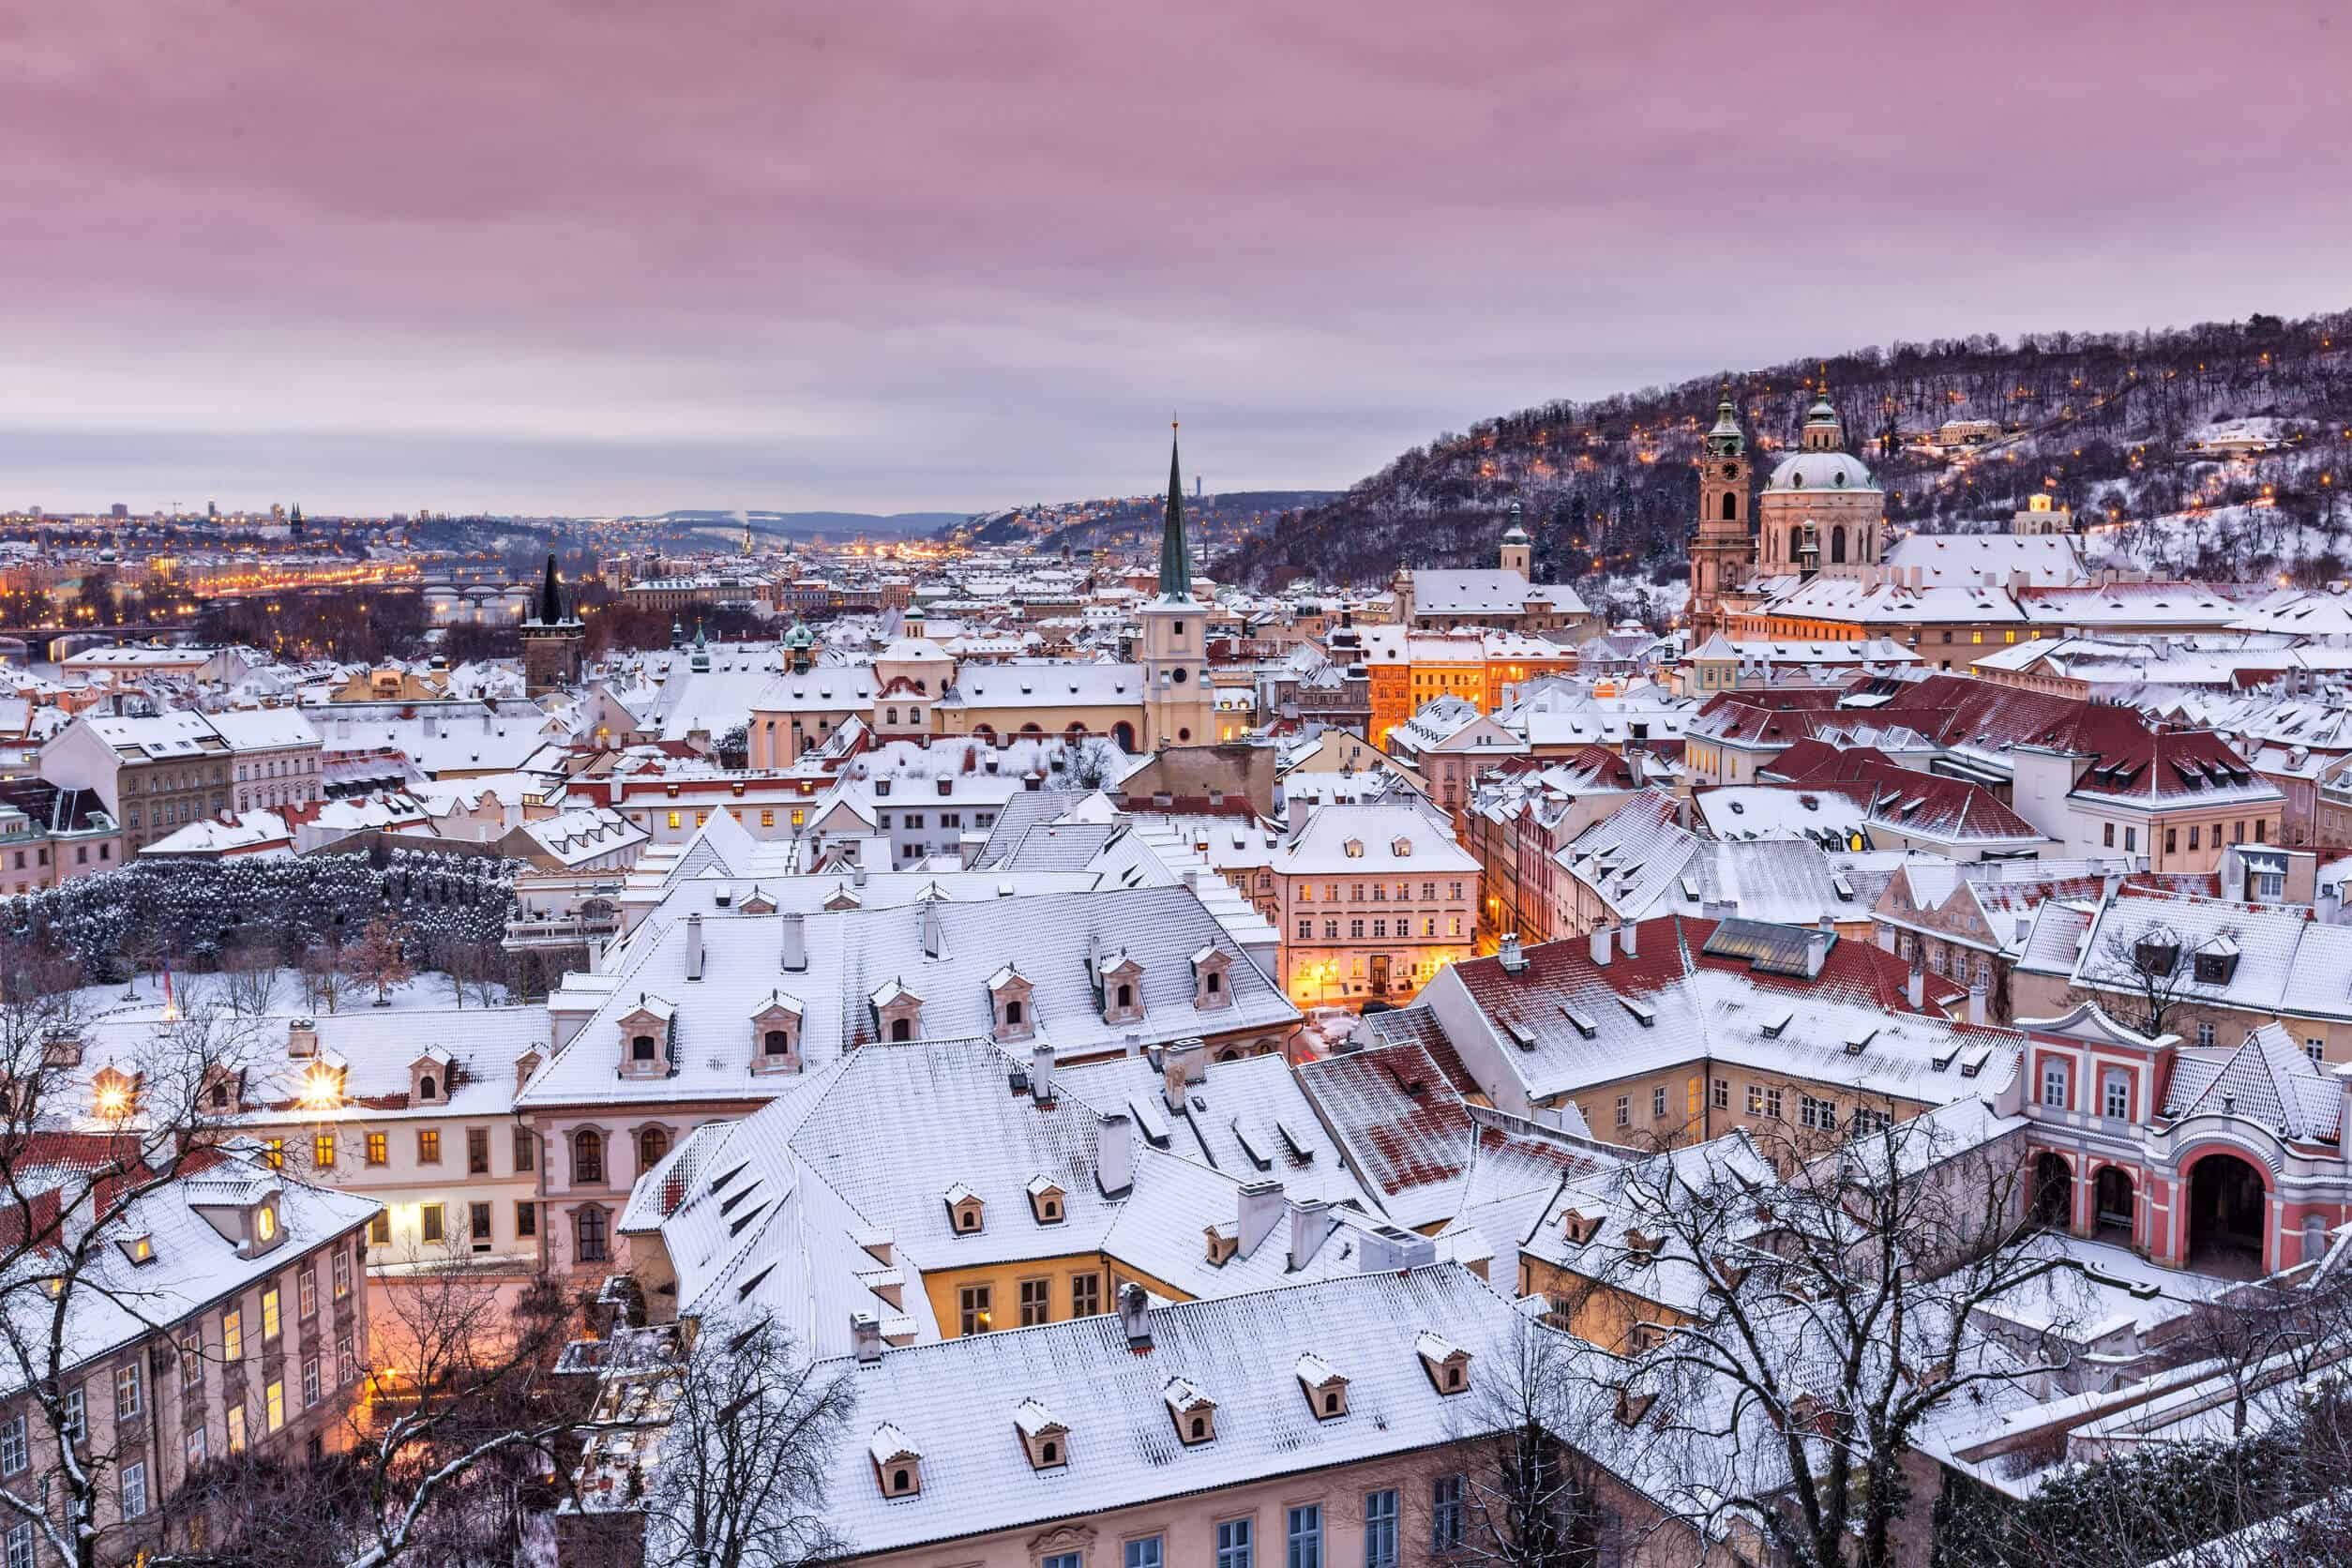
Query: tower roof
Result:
<box><xmin>1706</xmin><ymin>384</ymin><xmax>1746</xmax><ymax>457</ymax></box>
<box><xmin>1158</xmin><ymin>421</ymin><xmax>1192</xmax><ymax>603</ymax></box>
<box><xmin>533</xmin><ymin>552</ymin><xmax>567</xmax><ymax>625</ymax></box>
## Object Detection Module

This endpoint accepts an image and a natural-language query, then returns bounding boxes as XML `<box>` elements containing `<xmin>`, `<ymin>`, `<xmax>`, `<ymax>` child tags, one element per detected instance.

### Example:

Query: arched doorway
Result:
<box><xmin>2029</xmin><ymin>1152</ymin><xmax>2073</xmax><ymax>1229</ymax></box>
<box><xmin>2093</xmin><ymin>1166</ymin><xmax>2134</xmax><ymax>1242</ymax></box>
<box><xmin>2188</xmin><ymin>1153</ymin><xmax>2267</xmax><ymax>1273</ymax></box>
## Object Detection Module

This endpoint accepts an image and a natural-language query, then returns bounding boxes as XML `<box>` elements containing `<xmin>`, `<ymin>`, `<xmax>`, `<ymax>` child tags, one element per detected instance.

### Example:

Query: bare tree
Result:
<box><xmin>640</xmin><ymin>1316</ymin><xmax>854</xmax><ymax>1568</ymax></box>
<box><xmin>219</xmin><ymin>942</ymin><xmax>282</xmax><ymax>1018</ymax></box>
<box><xmin>599</xmin><ymin>1313</ymin><xmax>856</xmax><ymax>1568</ymax></box>
<box><xmin>1432</xmin><ymin>1319</ymin><xmax>1610</xmax><ymax>1566</ymax></box>
<box><xmin>1560</xmin><ymin>1113</ymin><xmax>2086</xmax><ymax>1568</ymax></box>
<box><xmin>0</xmin><ymin>997</ymin><xmax>270</xmax><ymax>1568</ymax></box>
<box><xmin>340</xmin><ymin>918</ymin><xmax>414</xmax><ymax>1009</ymax></box>
<box><xmin>2069</xmin><ymin>920</ymin><xmax>2218</xmax><ymax>1042</ymax></box>
<box><xmin>300</xmin><ymin>942</ymin><xmax>345</xmax><ymax>1016</ymax></box>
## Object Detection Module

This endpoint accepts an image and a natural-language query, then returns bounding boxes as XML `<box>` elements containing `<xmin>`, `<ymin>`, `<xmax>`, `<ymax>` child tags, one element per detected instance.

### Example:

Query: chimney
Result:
<box><xmin>780</xmin><ymin>912</ymin><xmax>807</xmax><ymax>972</ymax></box>
<box><xmin>1589</xmin><ymin>926</ymin><xmax>1613</xmax><ymax>968</ymax></box>
<box><xmin>685</xmin><ymin>912</ymin><xmax>705</xmax><ymax>980</ymax></box>
<box><xmin>287</xmin><ymin>1018</ymin><xmax>319</xmax><ymax>1059</ymax></box>
<box><xmin>1906</xmin><ymin>957</ymin><xmax>1924</xmax><ymax>1009</ymax></box>
<box><xmin>921</xmin><ymin>902</ymin><xmax>945</xmax><ymax>960</ymax></box>
<box><xmin>852</xmin><ymin>861</ymin><xmax>868</xmax><ymax>888</ymax></box>
<box><xmin>1803</xmin><ymin>927</ymin><xmax>1830</xmax><ymax>979</ymax></box>
<box><xmin>1287</xmin><ymin>1197</ymin><xmax>1334</xmax><ymax>1272</ymax></box>
<box><xmin>1118</xmin><ymin>1281</ymin><xmax>1153</xmax><ymax>1350</ymax></box>
<box><xmin>1499</xmin><ymin>932</ymin><xmax>1528</xmax><ymax>973</ymax></box>
<box><xmin>1162</xmin><ymin>1048</ymin><xmax>1188</xmax><ymax>1112</ymax></box>
<box><xmin>1967</xmin><ymin>971</ymin><xmax>1988</xmax><ymax>1027</ymax></box>
<box><xmin>1619</xmin><ymin>922</ymin><xmax>1637</xmax><ymax>957</ymax></box>
<box><xmin>1030</xmin><ymin>1041</ymin><xmax>1056</xmax><ymax>1106</ymax></box>
<box><xmin>1237</xmin><ymin>1180</ymin><xmax>1284</xmax><ymax>1259</ymax></box>
<box><xmin>1096</xmin><ymin>1111</ymin><xmax>1134</xmax><ymax>1198</ymax></box>
<box><xmin>851</xmin><ymin>1311</ymin><xmax>882</xmax><ymax>1365</ymax></box>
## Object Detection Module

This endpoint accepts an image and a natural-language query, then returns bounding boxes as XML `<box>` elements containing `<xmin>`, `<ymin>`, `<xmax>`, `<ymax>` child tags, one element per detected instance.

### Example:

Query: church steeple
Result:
<box><xmin>1158</xmin><ymin>420</ymin><xmax>1191</xmax><ymax>602</ymax></box>
<box><xmin>534</xmin><ymin>552</ymin><xmax>566</xmax><ymax>625</ymax></box>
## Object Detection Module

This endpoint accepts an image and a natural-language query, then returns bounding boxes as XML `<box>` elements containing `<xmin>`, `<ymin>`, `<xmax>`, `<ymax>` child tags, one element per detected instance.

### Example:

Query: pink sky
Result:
<box><xmin>2</xmin><ymin>0</ymin><xmax>2344</xmax><ymax>515</ymax></box>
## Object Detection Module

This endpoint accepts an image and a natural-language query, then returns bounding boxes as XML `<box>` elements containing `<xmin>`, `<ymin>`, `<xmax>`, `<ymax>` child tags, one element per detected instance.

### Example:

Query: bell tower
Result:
<box><xmin>1138</xmin><ymin>422</ymin><xmax>1214</xmax><ymax>750</ymax></box>
<box><xmin>1688</xmin><ymin>387</ymin><xmax>1754</xmax><ymax>641</ymax></box>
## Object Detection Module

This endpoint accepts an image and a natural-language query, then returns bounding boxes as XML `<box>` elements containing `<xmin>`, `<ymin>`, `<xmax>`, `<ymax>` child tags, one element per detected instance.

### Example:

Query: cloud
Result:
<box><xmin>0</xmin><ymin>0</ymin><xmax>2344</xmax><ymax>512</ymax></box>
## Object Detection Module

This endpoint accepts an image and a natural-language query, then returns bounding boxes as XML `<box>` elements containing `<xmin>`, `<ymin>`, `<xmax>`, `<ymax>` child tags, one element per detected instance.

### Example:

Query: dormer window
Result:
<box><xmin>1416</xmin><ymin>1331</ymin><xmax>1471</xmax><ymax>1395</ymax></box>
<box><xmin>2133</xmin><ymin>938</ymin><xmax>2179</xmax><ymax>978</ymax></box>
<box><xmin>871</xmin><ymin>979</ymin><xmax>923</xmax><ymax>1044</ymax></box>
<box><xmin>988</xmin><ymin>965</ymin><xmax>1035</xmax><ymax>1043</ymax></box>
<box><xmin>1097</xmin><ymin>951</ymin><xmax>1144</xmax><ymax>1026</ymax></box>
<box><xmin>1559</xmin><ymin>1208</ymin><xmax>1603</xmax><ymax>1246</ymax></box>
<box><xmin>869</xmin><ymin>1425</ymin><xmax>921</xmax><ymax>1498</ymax></box>
<box><xmin>749</xmin><ymin>994</ymin><xmax>805</xmax><ymax>1077</ymax></box>
<box><xmin>1203</xmin><ymin>1224</ymin><xmax>1239</xmax><ymax>1266</ymax></box>
<box><xmin>944</xmin><ymin>1184</ymin><xmax>984</xmax><ymax>1235</ymax></box>
<box><xmin>1026</xmin><ymin>1177</ymin><xmax>1065</xmax><ymax>1226</ymax></box>
<box><xmin>1344</xmin><ymin>839</ymin><xmax>1364</xmax><ymax>858</ymax></box>
<box><xmin>203</xmin><ymin>1065</ymin><xmax>244</xmax><ymax>1116</ymax></box>
<box><xmin>616</xmin><ymin>999</ymin><xmax>676</xmax><ymax>1080</ymax></box>
<box><xmin>1614</xmin><ymin>1386</ymin><xmax>1657</xmax><ymax>1426</ymax></box>
<box><xmin>1191</xmin><ymin>947</ymin><xmax>1232</xmax><ymax>1012</ymax></box>
<box><xmin>1013</xmin><ymin>1398</ymin><xmax>1068</xmax><ymax>1470</ymax></box>
<box><xmin>1296</xmin><ymin>1353</ymin><xmax>1349</xmax><ymax>1420</ymax></box>
<box><xmin>92</xmin><ymin>1065</ymin><xmax>137</xmax><ymax>1121</ymax></box>
<box><xmin>418</xmin><ymin>1074</ymin><xmax>438</xmax><ymax>1102</ymax></box>
<box><xmin>1391</xmin><ymin>837</ymin><xmax>1412</xmax><ymax>859</ymax></box>
<box><xmin>1164</xmin><ymin>1378</ymin><xmax>1215</xmax><ymax>1444</ymax></box>
<box><xmin>254</xmin><ymin>1202</ymin><xmax>279</xmax><ymax>1245</ymax></box>
<box><xmin>2193</xmin><ymin>936</ymin><xmax>2240</xmax><ymax>986</ymax></box>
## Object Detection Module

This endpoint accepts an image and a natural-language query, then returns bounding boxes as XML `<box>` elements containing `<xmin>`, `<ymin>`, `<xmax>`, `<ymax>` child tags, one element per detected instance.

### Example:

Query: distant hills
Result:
<box><xmin>1222</xmin><ymin>307</ymin><xmax>2352</xmax><ymax>592</ymax></box>
<box><xmin>951</xmin><ymin>490</ymin><xmax>1340</xmax><ymax>556</ymax></box>
<box><xmin>638</xmin><ymin>509</ymin><xmax>968</xmax><ymax>539</ymax></box>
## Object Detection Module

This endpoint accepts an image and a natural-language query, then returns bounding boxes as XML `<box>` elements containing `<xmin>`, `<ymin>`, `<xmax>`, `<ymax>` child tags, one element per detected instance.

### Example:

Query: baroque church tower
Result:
<box><xmin>1687</xmin><ymin>388</ymin><xmax>1753</xmax><ymax>641</ymax></box>
<box><xmin>1138</xmin><ymin>423</ymin><xmax>1214</xmax><ymax>750</ymax></box>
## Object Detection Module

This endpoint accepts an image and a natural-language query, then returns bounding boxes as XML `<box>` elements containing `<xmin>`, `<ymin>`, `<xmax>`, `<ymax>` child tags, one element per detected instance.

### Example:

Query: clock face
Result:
<box><xmin>1721</xmin><ymin>463</ymin><xmax>1740</xmax><ymax>478</ymax></box>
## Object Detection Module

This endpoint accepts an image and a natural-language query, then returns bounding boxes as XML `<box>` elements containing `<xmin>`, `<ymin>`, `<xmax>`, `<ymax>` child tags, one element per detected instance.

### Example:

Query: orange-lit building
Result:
<box><xmin>1360</xmin><ymin>626</ymin><xmax>1577</xmax><ymax>749</ymax></box>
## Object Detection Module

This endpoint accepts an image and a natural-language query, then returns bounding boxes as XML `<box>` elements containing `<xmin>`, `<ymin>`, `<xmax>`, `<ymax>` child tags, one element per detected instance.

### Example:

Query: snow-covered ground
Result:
<box><xmin>2087</xmin><ymin>503</ymin><xmax>2352</xmax><ymax>578</ymax></box>
<box><xmin>71</xmin><ymin>965</ymin><xmax>511</xmax><ymax>1025</ymax></box>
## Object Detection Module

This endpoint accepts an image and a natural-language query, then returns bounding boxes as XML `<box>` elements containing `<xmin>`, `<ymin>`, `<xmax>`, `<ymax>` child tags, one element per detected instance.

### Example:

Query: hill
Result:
<box><xmin>637</xmin><ymin>509</ymin><xmax>966</xmax><ymax>539</ymax></box>
<box><xmin>950</xmin><ymin>490</ymin><xmax>1338</xmax><ymax>557</ymax></box>
<box><xmin>1221</xmin><ymin>308</ymin><xmax>2352</xmax><ymax>595</ymax></box>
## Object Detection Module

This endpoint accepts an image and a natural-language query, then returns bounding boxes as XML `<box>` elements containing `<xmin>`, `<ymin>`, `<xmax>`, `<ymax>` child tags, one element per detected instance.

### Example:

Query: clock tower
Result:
<box><xmin>1688</xmin><ymin>387</ymin><xmax>1754</xmax><ymax>641</ymax></box>
<box><xmin>1138</xmin><ymin>423</ymin><xmax>1214</xmax><ymax>750</ymax></box>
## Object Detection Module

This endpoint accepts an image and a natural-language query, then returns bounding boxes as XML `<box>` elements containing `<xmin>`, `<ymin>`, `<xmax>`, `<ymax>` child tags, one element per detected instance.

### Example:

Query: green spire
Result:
<box><xmin>1159</xmin><ymin>419</ymin><xmax>1191</xmax><ymax>602</ymax></box>
<box><xmin>1706</xmin><ymin>383</ymin><xmax>1745</xmax><ymax>457</ymax></box>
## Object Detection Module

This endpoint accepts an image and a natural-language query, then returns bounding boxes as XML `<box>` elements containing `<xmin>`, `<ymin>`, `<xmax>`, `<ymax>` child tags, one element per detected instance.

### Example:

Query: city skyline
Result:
<box><xmin>5</xmin><ymin>0</ymin><xmax>2345</xmax><ymax>516</ymax></box>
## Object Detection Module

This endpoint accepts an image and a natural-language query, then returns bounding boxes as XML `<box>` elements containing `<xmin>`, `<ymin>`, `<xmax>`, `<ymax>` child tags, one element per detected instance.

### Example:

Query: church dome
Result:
<box><xmin>1766</xmin><ymin>450</ymin><xmax>1877</xmax><ymax>492</ymax></box>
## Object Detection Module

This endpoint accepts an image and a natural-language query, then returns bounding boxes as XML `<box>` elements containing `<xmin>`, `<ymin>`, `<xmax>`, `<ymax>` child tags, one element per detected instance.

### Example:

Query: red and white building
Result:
<box><xmin>2012</xmin><ymin>1000</ymin><xmax>2352</xmax><ymax>1277</ymax></box>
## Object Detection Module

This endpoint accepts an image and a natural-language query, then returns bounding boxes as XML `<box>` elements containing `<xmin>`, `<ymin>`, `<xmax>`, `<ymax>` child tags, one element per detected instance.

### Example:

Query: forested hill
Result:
<box><xmin>1222</xmin><ymin>308</ymin><xmax>2352</xmax><ymax>592</ymax></box>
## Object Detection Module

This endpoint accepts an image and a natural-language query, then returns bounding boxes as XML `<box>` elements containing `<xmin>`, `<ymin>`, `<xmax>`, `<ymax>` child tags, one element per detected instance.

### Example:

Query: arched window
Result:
<box><xmin>1787</xmin><ymin>526</ymin><xmax>1802</xmax><ymax>560</ymax></box>
<box><xmin>630</xmin><ymin>1034</ymin><xmax>656</xmax><ymax>1063</ymax></box>
<box><xmin>576</xmin><ymin>1207</ymin><xmax>609</xmax><ymax>1263</ymax></box>
<box><xmin>1830</xmin><ymin>527</ymin><xmax>1847</xmax><ymax>565</ymax></box>
<box><xmin>1115</xmin><ymin>984</ymin><xmax>1133</xmax><ymax>1010</ymax></box>
<box><xmin>763</xmin><ymin>1029</ymin><xmax>792</xmax><ymax>1057</ymax></box>
<box><xmin>1004</xmin><ymin>999</ymin><xmax>1024</xmax><ymax>1025</ymax></box>
<box><xmin>890</xmin><ymin>1018</ymin><xmax>912</xmax><ymax>1043</ymax></box>
<box><xmin>574</xmin><ymin>1129</ymin><xmax>605</xmax><ymax>1185</ymax></box>
<box><xmin>639</xmin><ymin>1127</ymin><xmax>670</xmax><ymax>1169</ymax></box>
<box><xmin>1720</xmin><ymin>491</ymin><xmax>1738</xmax><ymax>522</ymax></box>
<box><xmin>1205</xmin><ymin>972</ymin><xmax>1223</xmax><ymax>996</ymax></box>
<box><xmin>418</xmin><ymin>1074</ymin><xmax>437</xmax><ymax>1102</ymax></box>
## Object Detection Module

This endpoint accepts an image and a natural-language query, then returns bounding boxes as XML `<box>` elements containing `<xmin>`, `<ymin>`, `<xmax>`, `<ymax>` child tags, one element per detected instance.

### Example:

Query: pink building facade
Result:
<box><xmin>2013</xmin><ymin>1000</ymin><xmax>2352</xmax><ymax>1276</ymax></box>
